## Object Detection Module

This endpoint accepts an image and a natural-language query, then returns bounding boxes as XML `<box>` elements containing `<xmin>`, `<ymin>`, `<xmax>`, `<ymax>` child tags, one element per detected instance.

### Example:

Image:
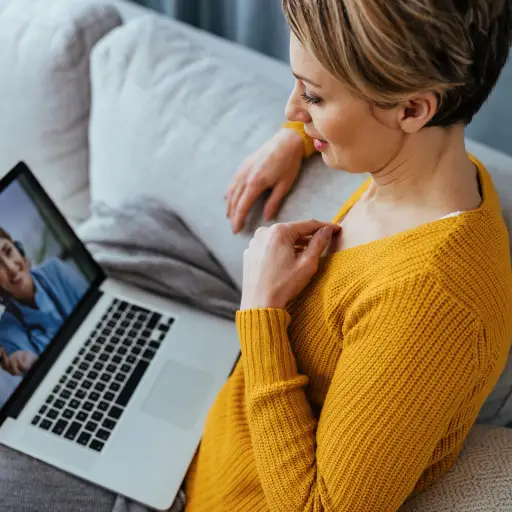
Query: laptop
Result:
<box><xmin>0</xmin><ymin>162</ymin><xmax>240</xmax><ymax>510</ymax></box>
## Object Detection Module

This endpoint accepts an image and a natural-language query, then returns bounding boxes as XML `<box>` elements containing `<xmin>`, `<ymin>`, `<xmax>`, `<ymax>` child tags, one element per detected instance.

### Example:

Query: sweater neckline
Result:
<box><xmin>323</xmin><ymin>154</ymin><xmax>489</xmax><ymax>261</ymax></box>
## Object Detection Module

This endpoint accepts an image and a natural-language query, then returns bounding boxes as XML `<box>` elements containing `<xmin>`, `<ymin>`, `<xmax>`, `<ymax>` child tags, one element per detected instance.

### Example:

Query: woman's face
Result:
<box><xmin>0</xmin><ymin>238</ymin><xmax>32</xmax><ymax>299</ymax></box>
<box><xmin>286</xmin><ymin>33</ymin><xmax>406</xmax><ymax>174</ymax></box>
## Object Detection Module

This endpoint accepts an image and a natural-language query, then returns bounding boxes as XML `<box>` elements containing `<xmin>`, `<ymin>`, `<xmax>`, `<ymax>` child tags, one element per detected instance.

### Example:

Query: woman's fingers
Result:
<box><xmin>232</xmin><ymin>181</ymin><xmax>269</xmax><ymax>233</ymax></box>
<box><xmin>285</xmin><ymin>219</ymin><xmax>341</xmax><ymax>239</ymax></box>
<box><xmin>263</xmin><ymin>180</ymin><xmax>292</xmax><ymax>221</ymax></box>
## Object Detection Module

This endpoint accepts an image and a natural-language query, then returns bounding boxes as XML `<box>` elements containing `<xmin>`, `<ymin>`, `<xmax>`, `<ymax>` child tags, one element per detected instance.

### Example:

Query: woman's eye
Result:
<box><xmin>301</xmin><ymin>92</ymin><xmax>322</xmax><ymax>105</ymax></box>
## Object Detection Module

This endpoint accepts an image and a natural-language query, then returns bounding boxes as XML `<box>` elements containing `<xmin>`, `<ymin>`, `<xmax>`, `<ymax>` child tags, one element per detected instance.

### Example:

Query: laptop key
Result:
<box><xmin>83</xmin><ymin>402</ymin><xmax>94</xmax><ymax>412</ymax></box>
<box><xmin>69</xmin><ymin>400</ymin><xmax>80</xmax><ymax>409</ymax></box>
<box><xmin>39</xmin><ymin>405</ymin><xmax>47</xmax><ymax>415</ymax></box>
<box><xmin>87</xmin><ymin>371</ymin><xmax>99</xmax><ymax>380</ymax></box>
<box><xmin>112</xmin><ymin>354</ymin><xmax>123</xmax><ymax>363</ymax></box>
<box><xmin>98</xmin><ymin>401</ymin><xmax>109</xmax><ymax>412</ymax></box>
<box><xmin>61</xmin><ymin>389</ymin><xmax>71</xmax><ymax>400</ymax></box>
<box><xmin>94</xmin><ymin>382</ymin><xmax>106</xmax><ymax>392</ymax></box>
<box><xmin>89</xmin><ymin>392</ymin><xmax>100</xmax><ymax>401</ymax></box>
<box><xmin>72</xmin><ymin>371</ymin><xmax>84</xmax><ymax>380</ymax></box>
<box><xmin>99</xmin><ymin>353</ymin><xmax>109</xmax><ymax>362</ymax></box>
<box><xmin>52</xmin><ymin>385</ymin><xmax>60</xmax><ymax>394</ymax></box>
<box><xmin>52</xmin><ymin>419</ymin><xmax>68</xmax><ymax>436</ymax></box>
<box><xmin>116</xmin><ymin>360</ymin><xmax>149</xmax><ymax>407</ymax></box>
<box><xmin>121</xmin><ymin>364</ymin><xmax>131</xmax><ymax>373</ymax></box>
<box><xmin>109</xmin><ymin>382</ymin><xmax>120</xmax><ymax>392</ymax></box>
<box><xmin>76</xmin><ymin>412</ymin><xmax>87</xmax><ymax>422</ymax></box>
<box><xmin>46</xmin><ymin>394</ymin><xmax>55</xmax><ymax>404</ymax></box>
<box><xmin>63</xmin><ymin>409</ymin><xmax>74</xmax><ymax>420</ymax></box>
<box><xmin>76</xmin><ymin>389</ymin><xmax>87</xmax><ymax>399</ymax></box>
<box><xmin>115</xmin><ymin>373</ymin><xmax>126</xmax><ymax>383</ymax></box>
<box><xmin>85</xmin><ymin>421</ymin><xmax>98</xmax><ymax>433</ymax></box>
<box><xmin>90</xmin><ymin>440</ymin><xmax>104</xmax><ymax>452</ymax></box>
<box><xmin>104</xmin><ymin>392</ymin><xmax>115</xmax><ymax>401</ymax></box>
<box><xmin>40</xmin><ymin>419</ymin><xmax>52</xmax><ymax>431</ymax></box>
<box><xmin>54</xmin><ymin>399</ymin><xmax>65</xmax><ymax>410</ymax></box>
<box><xmin>66</xmin><ymin>380</ymin><xmax>78</xmax><ymax>390</ymax></box>
<box><xmin>77</xmin><ymin>432</ymin><xmax>91</xmax><ymax>446</ymax></box>
<box><xmin>96</xmin><ymin>429</ymin><xmax>111</xmax><ymax>442</ymax></box>
<box><xmin>108</xmin><ymin>406</ymin><xmax>123</xmax><ymax>420</ymax></box>
<box><xmin>85</xmin><ymin>353</ymin><xmax>95</xmax><ymax>362</ymax></box>
<box><xmin>106</xmin><ymin>364</ymin><xmax>116</xmax><ymax>373</ymax></box>
<box><xmin>82</xmin><ymin>380</ymin><xmax>92</xmax><ymax>390</ymax></box>
<box><xmin>147</xmin><ymin>313</ymin><xmax>161</xmax><ymax>330</ymax></box>
<box><xmin>65</xmin><ymin>422</ymin><xmax>81</xmax><ymax>441</ymax></box>
<box><xmin>148</xmin><ymin>341</ymin><xmax>160</xmax><ymax>350</ymax></box>
<box><xmin>92</xmin><ymin>411</ymin><xmax>103</xmax><ymax>422</ymax></box>
<box><xmin>47</xmin><ymin>409</ymin><xmax>58</xmax><ymax>420</ymax></box>
<box><xmin>31</xmin><ymin>415</ymin><xmax>41</xmax><ymax>426</ymax></box>
<box><xmin>93</xmin><ymin>362</ymin><xmax>104</xmax><ymax>371</ymax></box>
<box><xmin>142</xmin><ymin>349</ymin><xmax>156</xmax><ymax>361</ymax></box>
<box><xmin>102</xmin><ymin>418</ymin><xmax>116</xmax><ymax>430</ymax></box>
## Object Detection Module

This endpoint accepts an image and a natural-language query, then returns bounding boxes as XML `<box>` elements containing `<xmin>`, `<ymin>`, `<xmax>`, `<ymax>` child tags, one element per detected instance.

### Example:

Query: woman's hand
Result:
<box><xmin>225</xmin><ymin>128</ymin><xmax>305</xmax><ymax>233</ymax></box>
<box><xmin>240</xmin><ymin>220</ymin><xmax>341</xmax><ymax>310</ymax></box>
<box><xmin>0</xmin><ymin>347</ymin><xmax>37</xmax><ymax>376</ymax></box>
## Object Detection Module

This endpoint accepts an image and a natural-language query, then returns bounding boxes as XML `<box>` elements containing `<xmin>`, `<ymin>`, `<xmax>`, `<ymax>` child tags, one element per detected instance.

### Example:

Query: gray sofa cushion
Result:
<box><xmin>88</xmin><ymin>17</ymin><xmax>512</xmax><ymax>426</ymax></box>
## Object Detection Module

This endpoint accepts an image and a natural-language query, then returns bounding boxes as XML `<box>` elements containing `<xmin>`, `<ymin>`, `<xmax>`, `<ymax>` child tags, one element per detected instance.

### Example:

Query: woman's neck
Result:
<box><xmin>367</xmin><ymin>125</ymin><xmax>481</xmax><ymax>213</ymax></box>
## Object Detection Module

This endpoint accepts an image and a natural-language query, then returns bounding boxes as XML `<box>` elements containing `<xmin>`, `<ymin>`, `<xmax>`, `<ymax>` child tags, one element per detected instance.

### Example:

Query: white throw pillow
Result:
<box><xmin>0</xmin><ymin>0</ymin><xmax>121</xmax><ymax>222</ymax></box>
<box><xmin>89</xmin><ymin>17</ymin><xmax>366</xmax><ymax>287</ymax></box>
<box><xmin>89</xmin><ymin>17</ymin><xmax>512</xmax><ymax>427</ymax></box>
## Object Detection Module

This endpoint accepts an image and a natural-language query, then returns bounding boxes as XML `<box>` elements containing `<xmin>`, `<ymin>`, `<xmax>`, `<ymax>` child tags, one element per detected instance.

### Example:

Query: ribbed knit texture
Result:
<box><xmin>185</xmin><ymin>155</ymin><xmax>512</xmax><ymax>511</ymax></box>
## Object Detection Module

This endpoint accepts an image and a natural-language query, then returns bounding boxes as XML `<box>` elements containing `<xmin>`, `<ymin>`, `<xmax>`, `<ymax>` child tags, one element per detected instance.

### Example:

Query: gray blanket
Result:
<box><xmin>0</xmin><ymin>200</ymin><xmax>241</xmax><ymax>512</ymax></box>
<box><xmin>77</xmin><ymin>199</ymin><xmax>241</xmax><ymax>319</ymax></box>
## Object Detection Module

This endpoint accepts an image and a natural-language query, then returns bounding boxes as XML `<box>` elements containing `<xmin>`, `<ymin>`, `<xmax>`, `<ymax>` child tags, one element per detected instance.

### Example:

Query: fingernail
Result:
<box><xmin>323</xmin><ymin>226</ymin><xmax>333</xmax><ymax>238</ymax></box>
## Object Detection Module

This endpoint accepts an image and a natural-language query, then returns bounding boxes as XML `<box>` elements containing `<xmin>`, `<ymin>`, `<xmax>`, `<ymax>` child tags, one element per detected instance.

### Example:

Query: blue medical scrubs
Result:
<box><xmin>0</xmin><ymin>258</ymin><xmax>89</xmax><ymax>356</ymax></box>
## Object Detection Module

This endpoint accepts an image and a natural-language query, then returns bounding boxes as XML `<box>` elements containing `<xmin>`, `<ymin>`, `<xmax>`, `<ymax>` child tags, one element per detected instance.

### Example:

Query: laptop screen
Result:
<box><xmin>0</xmin><ymin>165</ymin><xmax>103</xmax><ymax>409</ymax></box>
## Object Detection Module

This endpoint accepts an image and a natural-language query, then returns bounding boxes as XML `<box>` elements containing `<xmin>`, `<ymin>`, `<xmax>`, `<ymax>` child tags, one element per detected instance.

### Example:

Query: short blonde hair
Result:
<box><xmin>282</xmin><ymin>0</ymin><xmax>512</xmax><ymax>127</ymax></box>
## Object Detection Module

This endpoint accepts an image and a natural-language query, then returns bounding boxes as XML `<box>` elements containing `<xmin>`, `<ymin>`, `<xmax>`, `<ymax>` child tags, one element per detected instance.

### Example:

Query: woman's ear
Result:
<box><xmin>398</xmin><ymin>92</ymin><xmax>439</xmax><ymax>133</ymax></box>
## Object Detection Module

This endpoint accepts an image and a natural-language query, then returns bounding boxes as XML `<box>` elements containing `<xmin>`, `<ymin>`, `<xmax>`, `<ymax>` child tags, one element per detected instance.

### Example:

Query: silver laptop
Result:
<box><xmin>0</xmin><ymin>162</ymin><xmax>240</xmax><ymax>510</ymax></box>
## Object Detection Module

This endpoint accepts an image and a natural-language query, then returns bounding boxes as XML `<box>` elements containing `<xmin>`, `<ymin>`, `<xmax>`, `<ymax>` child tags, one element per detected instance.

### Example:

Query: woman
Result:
<box><xmin>0</xmin><ymin>228</ymin><xmax>88</xmax><ymax>377</ymax></box>
<box><xmin>186</xmin><ymin>1</ymin><xmax>512</xmax><ymax>511</ymax></box>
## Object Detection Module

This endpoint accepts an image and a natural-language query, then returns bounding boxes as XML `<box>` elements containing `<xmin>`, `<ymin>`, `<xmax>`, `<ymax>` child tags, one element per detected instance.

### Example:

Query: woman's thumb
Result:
<box><xmin>304</xmin><ymin>226</ymin><xmax>333</xmax><ymax>260</ymax></box>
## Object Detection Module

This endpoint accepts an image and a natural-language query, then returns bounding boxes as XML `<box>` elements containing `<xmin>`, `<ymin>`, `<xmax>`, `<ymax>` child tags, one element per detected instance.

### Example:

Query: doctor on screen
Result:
<box><xmin>0</xmin><ymin>228</ymin><xmax>88</xmax><ymax>376</ymax></box>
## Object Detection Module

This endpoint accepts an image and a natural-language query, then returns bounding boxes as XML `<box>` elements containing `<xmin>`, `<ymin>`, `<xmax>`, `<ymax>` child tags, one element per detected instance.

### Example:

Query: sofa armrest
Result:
<box><xmin>400</xmin><ymin>424</ymin><xmax>512</xmax><ymax>511</ymax></box>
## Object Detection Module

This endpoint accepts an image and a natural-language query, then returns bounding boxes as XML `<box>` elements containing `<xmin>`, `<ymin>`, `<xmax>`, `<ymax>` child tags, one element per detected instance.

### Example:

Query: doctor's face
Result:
<box><xmin>0</xmin><ymin>238</ymin><xmax>33</xmax><ymax>300</ymax></box>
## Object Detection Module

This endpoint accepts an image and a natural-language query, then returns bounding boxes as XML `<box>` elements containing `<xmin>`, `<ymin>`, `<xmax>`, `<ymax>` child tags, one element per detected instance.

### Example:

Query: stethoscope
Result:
<box><xmin>5</xmin><ymin>272</ymin><xmax>67</xmax><ymax>355</ymax></box>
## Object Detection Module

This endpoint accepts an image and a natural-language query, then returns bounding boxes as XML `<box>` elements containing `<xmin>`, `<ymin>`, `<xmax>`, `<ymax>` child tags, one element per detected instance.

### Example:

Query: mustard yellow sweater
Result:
<box><xmin>185</xmin><ymin>151</ymin><xmax>512</xmax><ymax>511</ymax></box>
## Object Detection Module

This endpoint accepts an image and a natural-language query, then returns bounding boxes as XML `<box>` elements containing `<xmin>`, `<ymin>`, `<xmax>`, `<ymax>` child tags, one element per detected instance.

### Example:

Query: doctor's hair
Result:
<box><xmin>0</xmin><ymin>228</ymin><xmax>13</xmax><ymax>242</ymax></box>
<box><xmin>282</xmin><ymin>0</ymin><xmax>512</xmax><ymax>127</ymax></box>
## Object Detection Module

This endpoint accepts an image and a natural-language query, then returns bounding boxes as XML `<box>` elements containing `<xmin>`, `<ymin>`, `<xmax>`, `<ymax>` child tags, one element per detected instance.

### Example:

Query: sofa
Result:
<box><xmin>1</xmin><ymin>0</ymin><xmax>511</xmax><ymax>510</ymax></box>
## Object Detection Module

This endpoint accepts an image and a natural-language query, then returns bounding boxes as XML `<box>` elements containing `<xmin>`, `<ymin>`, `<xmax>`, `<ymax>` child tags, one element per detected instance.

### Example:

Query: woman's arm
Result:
<box><xmin>237</xmin><ymin>272</ymin><xmax>481</xmax><ymax>511</ymax></box>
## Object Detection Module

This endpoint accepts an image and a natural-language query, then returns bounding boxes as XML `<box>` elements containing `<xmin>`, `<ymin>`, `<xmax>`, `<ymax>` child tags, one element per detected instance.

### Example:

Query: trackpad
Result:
<box><xmin>141</xmin><ymin>360</ymin><xmax>215</xmax><ymax>430</ymax></box>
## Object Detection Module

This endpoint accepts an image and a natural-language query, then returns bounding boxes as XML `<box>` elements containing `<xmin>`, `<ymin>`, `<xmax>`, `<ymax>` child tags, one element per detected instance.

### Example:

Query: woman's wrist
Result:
<box><xmin>280</xmin><ymin>121</ymin><xmax>316</xmax><ymax>158</ymax></box>
<box><xmin>278</xmin><ymin>127</ymin><xmax>307</xmax><ymax>160</ymax></box>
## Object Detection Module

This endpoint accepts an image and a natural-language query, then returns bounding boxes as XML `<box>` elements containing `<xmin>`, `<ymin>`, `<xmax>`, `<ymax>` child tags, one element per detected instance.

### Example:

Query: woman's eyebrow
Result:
<box><xmin>292</xmin><ymin>72</ymin><xmax>323</xmax><ymax>89</ymax></box>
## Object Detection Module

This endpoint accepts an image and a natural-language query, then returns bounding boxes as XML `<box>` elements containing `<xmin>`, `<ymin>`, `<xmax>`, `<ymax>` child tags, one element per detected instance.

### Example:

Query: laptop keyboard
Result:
<box><xmin>30</xmin><ymin>298</ymin><xmax>174</xmax><ymax>453</ymax></box>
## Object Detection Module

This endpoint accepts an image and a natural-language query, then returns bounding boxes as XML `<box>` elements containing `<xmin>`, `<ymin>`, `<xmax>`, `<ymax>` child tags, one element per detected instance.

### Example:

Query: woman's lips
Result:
<box><xmin>313</xmin><ymin>138</ymin><xmax>329</xmax><ymax>151</ymax></box>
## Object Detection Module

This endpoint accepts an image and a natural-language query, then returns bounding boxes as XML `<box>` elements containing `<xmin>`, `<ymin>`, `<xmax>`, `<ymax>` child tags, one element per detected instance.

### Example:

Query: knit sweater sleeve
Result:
<box><xmin>236</xmin><ymin>272</ymin><xmax>480</xmax><ymax>511</ymax></box>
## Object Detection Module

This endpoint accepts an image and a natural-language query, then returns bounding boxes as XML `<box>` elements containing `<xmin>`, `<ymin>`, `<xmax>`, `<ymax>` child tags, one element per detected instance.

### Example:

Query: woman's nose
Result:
<box><xmin>285</xmin><ymin>84</ymin><xmax>311</xmax><ymax>124</ymax></box>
